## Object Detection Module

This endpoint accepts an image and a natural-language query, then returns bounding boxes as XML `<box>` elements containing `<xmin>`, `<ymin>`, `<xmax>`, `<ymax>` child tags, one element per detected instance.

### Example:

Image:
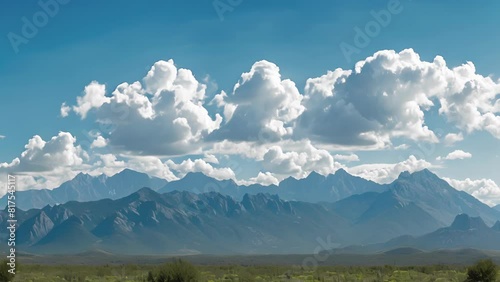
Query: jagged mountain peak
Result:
<box><xmin>112</xmin><ymin>168</ymin><xmax>150</xmax><ymax>179</ymax></box>
<box><xmin>450</xmin><ymin>214</ymin><xmax>489</xmax><ymax>230</ymax></box>
<box><xmin>72</xmin><ymin>172</ymin><xmax>93</xmax><ymax>182</ymax></box>
<box><xmin>397</xmin><ymin>169</ymin><xmax>438</xmax><ymax>181</ymax></box>
<box><xmin>126</xmin><ymin>187</ymin><xmax>160</xmax><ymax>201</ymax></box>
<box><xmin>334</xmin><ymin>168</ymin><xmax>349</xmax><ymax>176</ymax></box>
<box><xmin>305</xmin><ymin>170</ymin><xmax>325</xmax><ymax>181</ymax></box>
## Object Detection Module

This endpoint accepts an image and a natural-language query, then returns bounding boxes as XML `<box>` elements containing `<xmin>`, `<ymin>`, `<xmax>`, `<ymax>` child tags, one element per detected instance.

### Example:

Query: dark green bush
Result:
<box><xmin>149</xmin><ymin>259</ymin><xmax>199</xmax><ymax>282</ymax></box>
<box><xmin>466</xmin><ymin>259</ymin><xmax>497</xmax><ymax>282</ymax></box>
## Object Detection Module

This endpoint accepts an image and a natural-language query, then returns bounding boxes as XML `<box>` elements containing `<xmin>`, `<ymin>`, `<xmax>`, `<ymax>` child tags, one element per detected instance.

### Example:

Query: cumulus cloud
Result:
<box><xmin>209</xmin><ymin>60</ymin><xmax>304</xmax><ymax>142</ymax></box>
<box><xmin>166</xmin><ymin>158</ymin><xmax>236</xmax><ymax>181</ymax></box>
<box><xmin>90</xmin><ymin>136</ymin><xmax>107</xmax><ymax>148</ymax></box>
<box><xmin>0</xmin><ymin>132</ymin><xmax>88</xmax><ymax>173</ymax></box>
<box><xmin>60</xmin><ymin>102</ymin><xmax>71</xmax><ymax>117</ymax></box>
<box><xmin>445</xmin><ymin>177</ymin><xmax>500</xmax><ymax>206</ymax></box>
<box><xmin>261</xmin><ymin>141</ymin><xmax>343</xmax><ymax>179</ymax></box>
<box><xmin>72</xmin><ymin>82</ymin><xmax>110</xmax><ymax>119</ymax></box>
<box><xmin>0</xmin><ymin>132</ymin><xmax>91</xmax><ymax>195</ymax></box>
<box><xmin>443</xmin><ymin>132</ymin><xmax>464</xmax><ymax>146</ymax></box>
<box><xmin>347</xmin><ymin>155</ymin><xmax>432</xmax><ymax>184</ymax></box>
<box><xmin>299</xmin><ymin>49</ymin><xmax>439</xmax><ymax>148</ymax></box>
<box><xmin>298</xmin><ymin>49</ymin><xmax>500</xmax><ymax>148</ymax></box>
<box><xmin>436</xmin><ymin>150</ymin><xmax>472</xmax><ymax>161</ymax></box>
<box><xmin>202</xmin><ymin>154</ymin><xmax>219</xmax><ymax>164</ymax></box>
<box><xmin>65</xmin><ymin>59</ymin><xmax>222</xmax><ymax>156</ymax></box>
<box><xmin>249</xmin><ymin>172</ymin><xmax>279</xmax><ymax>186</ymax></box>
<box><xmin>334</xmin><ymin>153</ymin><xmax>360</xmax><ymax>162</ymax></box>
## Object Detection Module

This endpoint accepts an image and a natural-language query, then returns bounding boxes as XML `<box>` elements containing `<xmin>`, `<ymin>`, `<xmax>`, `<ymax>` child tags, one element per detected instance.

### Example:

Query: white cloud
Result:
<box><xmin>202</xmin><ymin>153</ymin><xmax>219</xmax><ymax>164</ymax></box>
<box><xmin>60</xmin><ymin>102</ymin><xmax>71</xmax><ymax>117</ymax></box>
<box><xmin>443</xmin><ymin>132</ymin><xmax>464</xmax><ymax>146</ymax></box>
<box><xmin>0</xmin><ymin>132</ymin><xmax>88</xmax><ymax>173</ymax></box>
<box><xmin>166</xmin><ymin>158</ymin><xmax>236</xmax><ymax>181</ymax></box>
<box><xmin>249</xmin><ymin>172</ymin><xmax>279</xmax><ymax>186</ymax></box>
<box><xmin>394</xmin><ymin>144</ymin><xmax>410</xmax><ymax>150</ymax></box>
<box><xmin>298</xmin><ymin>49</ymin><xmax>500</xmax><ymax>148</ymax></box>
<box><xmin>66</xmin><ymin>59</ymin><xmax>222</xmax><ymax>156</ymax></box>
<box><xmin>72</xmin><ymin>82</ymin><xmax>110</xmax><ymax>119</ymax></box>
<box><xmin>209</xmin><ymin>60</ymin><xmax>304</xmax><ymax>142</ymax></box>
<box><xmin>0</xmin><ymin>132</ymin><xmax>91</xmax><ymax>195</ymax></box>
<box><xmin>333</xmin><ymin>153</ymin><xmax>360</xmax><ymax>162</ymax></box>
<box><xmin>261</xmin><ymin>141</ymin><xmax>342</xmax><ymax>179</ymax></box>
<box><xmin>90</xmin><ymin>136</ymin><xmax>107</xmax><ymax>148</ymax></box>
<box><xmin>437</xmin><ymin>62</ymin><xmax>500</xmax><ymax>139</ymax></box>
<box><xmin>444</xmin><ymin>177</ymin><xmax>500</xmax><ymax>206</ymax></box>
<box><xmin>299</xmin><ymin>49</ymin><xmax>439</xmax><ymax>148</ymax></box>
<box><xmin>347</xmin><ymin>155</ymin><xmax>432</xmax><ymax>184</ymax></box>
<box><xmin>436</xmin><ymin>149</ymin><xmax>472</xmax><ymax>161</ymax></box>
<box><xmin>89</xmin><ymin>154</ymin><xmax>177</xmax><ymax>181</ymax></box>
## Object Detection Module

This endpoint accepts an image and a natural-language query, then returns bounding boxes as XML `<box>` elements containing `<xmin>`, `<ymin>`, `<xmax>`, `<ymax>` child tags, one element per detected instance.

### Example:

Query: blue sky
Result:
<box><xmin>1</xmin><ymin>0</ymin><xmax>499</xmax><ymax>205</ymax></box>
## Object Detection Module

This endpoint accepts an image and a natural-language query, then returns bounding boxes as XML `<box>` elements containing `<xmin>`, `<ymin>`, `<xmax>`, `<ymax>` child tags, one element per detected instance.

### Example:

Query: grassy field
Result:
<box><xmin>9</xmin><ymin>263</ymin><xmax>491</xmax><ymax>282</ymax></box>
<box><xmin>4</xmin><ymin>250</ymin><xmax>500</xmax><ymax>281</ymax></box>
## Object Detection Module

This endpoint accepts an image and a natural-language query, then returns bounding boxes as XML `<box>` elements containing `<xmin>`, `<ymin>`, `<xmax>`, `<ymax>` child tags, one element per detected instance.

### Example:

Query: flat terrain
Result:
<box><xmin>13</xmin><ymin>248</ymin><xmax>500</xmax><ymax>266</ymax></box>
<box><xmin>3</xmin><ymin>249</ymin><xmax>499</xmax><ymax>281</ymax></box>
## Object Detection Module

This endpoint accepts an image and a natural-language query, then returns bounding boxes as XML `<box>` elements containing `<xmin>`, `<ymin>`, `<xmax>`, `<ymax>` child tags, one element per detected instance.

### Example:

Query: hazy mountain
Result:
<box><xmin>0</xmin><ymin>169</ymin><xmax>168</xmax><ymax>210</ymax></box>
<box><xmin>2</xmin><ymin>168</ymin><xmax>500</xmax><ymax>255</ymax></box>
<box><xmin>336</xmin><ymin>214</ymin><xmax>500</xmax><ymax>254</ymax></box>
<box><xmin>387</xmin><ymin>169</ymin><xmax>500</xmax><ymax>225</ymax></box>
<box><xmin>6</xmin><ymin>187</ymin><xmax>451</xmax><ymax>255</ymax></box>
<box><xmin>494</xmin><ymin>204</ymin><xmax>500</xmax><ymax>211</ymax></box>
<box><xmin>12</xmin><ymin>189</ymin><xmax>354</xmax><ymax>254</ymax></box>
<box><xmin>158</xmin><ymin>168</ymin><xmax>383</xmax><ymax>203</ymax></box>
<box><xmin>382</xmin><ymin>214</ymin><xmax>500</xmax><ymax>251</ymax></box>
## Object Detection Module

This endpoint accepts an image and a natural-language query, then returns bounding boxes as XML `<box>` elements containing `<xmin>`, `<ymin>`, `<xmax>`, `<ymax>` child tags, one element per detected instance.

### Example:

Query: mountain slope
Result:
<box><xmin>388</xmin><ymin>169</ymin><xmax>500</xmax><ymax>225</ymax></box>
<box><xmin>383</xmin><ymin>214</ymin><xmax>500</xmax><ymax>251</ymax></box>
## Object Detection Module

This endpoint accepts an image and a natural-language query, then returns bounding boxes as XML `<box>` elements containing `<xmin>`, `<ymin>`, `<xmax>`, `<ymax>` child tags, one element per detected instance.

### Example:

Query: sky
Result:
<box><xmin>0</xmin><ymin>0</ymin><xmax>499</xmax><ymax>205</ymax></box>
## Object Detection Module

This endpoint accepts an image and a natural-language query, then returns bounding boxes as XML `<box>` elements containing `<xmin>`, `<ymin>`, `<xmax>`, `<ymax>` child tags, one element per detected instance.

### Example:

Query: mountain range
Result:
<box><xmin>0</xmin><ymin>169</ymin><xmax>167</xmax><ymax>210</ymax></box>
<box><xmin>339</xmin><ymin>214</ymin><xmax>500</xmax><ymax>253</ymax></box>
<box><xmin>1</xmin><ymin>168</ymin><xmax>500</xmax><ymax>255</ymax></box>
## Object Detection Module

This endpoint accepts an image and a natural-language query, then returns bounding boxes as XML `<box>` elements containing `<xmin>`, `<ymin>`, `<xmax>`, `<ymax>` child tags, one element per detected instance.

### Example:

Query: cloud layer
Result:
<box><xmin>2</xmin><ymin>49</ymin><xmax>498</xmax><ymax>205</ymax></box>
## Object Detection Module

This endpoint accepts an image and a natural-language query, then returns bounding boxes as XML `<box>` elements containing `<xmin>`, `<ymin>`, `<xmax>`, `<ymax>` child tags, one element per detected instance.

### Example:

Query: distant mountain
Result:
<box><xmin>336</xmin><ymin>214</ymin><xmax>500</xmax><ymax>254</ymax></box>
<box><xmin>159</xmin><ymin>168</ymin><xmax>383</xmax><ymax>203</ymax></box>
<box><xmin>6</xmin><ymin>189</ymin><xmax>352</xmax><ymax>254</ymax></box>
<box><xmin>331</xmin><ymin>190</ymin><xmax>442</xmax><ymax>244</ymax></box>
<box><xmin>387</xmin><ymin>169</ymin><xmax>500</xmax><ymax>225</ymax></box>
<box><xmin>0</xmin><ymin>169</ymin><xmax>168</xmax><ymax>210</ymax></box>
<box><xmin>2</xmin><ymin>185</ymin><xmax>463</xmax><ymax>255</ymax></box>
<box><xmin>382</xmin><ymin>214</ymin><xmax>500</xmax><ymax>251</ymax></box>
<box><xmin>494</xmin><ymin>204</ymin><xmax>500</xmax><ymax>212</ymax></box>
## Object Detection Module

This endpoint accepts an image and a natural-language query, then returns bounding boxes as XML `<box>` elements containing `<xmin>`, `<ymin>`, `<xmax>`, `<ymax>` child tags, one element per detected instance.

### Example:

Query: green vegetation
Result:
<box><xmin>466</xmin><ymin>259</ymin><xmax>498</xmax><ymax>282</ymax></box>
<box><xmin>6</xmin><ymin>260</ymin><xmax>500</xmax><ymax>281</ymax></box>
<box><xmin>147</xmin><ymin>259</ymin><xmax>199</xmax><ymax>282</ymax></box>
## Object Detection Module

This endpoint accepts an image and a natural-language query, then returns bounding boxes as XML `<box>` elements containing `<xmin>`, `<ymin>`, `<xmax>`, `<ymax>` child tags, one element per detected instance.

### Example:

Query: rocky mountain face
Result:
<box><xmin>1</xmin><ymin>169</ymin><xmax>500</xmax><ymax>255</ymax></box>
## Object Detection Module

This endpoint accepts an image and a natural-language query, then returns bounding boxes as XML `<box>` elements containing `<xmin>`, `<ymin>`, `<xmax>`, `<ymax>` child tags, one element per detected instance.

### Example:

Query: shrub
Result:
<box><xmin>466</xmin><ymin>259</ymin><xmax>497</xmax><ymax>282</ymax></box>
<box><xmin>150</xmin><ymin>259</ymin><xmax>199</xmax><ymax>282</ymax></box>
